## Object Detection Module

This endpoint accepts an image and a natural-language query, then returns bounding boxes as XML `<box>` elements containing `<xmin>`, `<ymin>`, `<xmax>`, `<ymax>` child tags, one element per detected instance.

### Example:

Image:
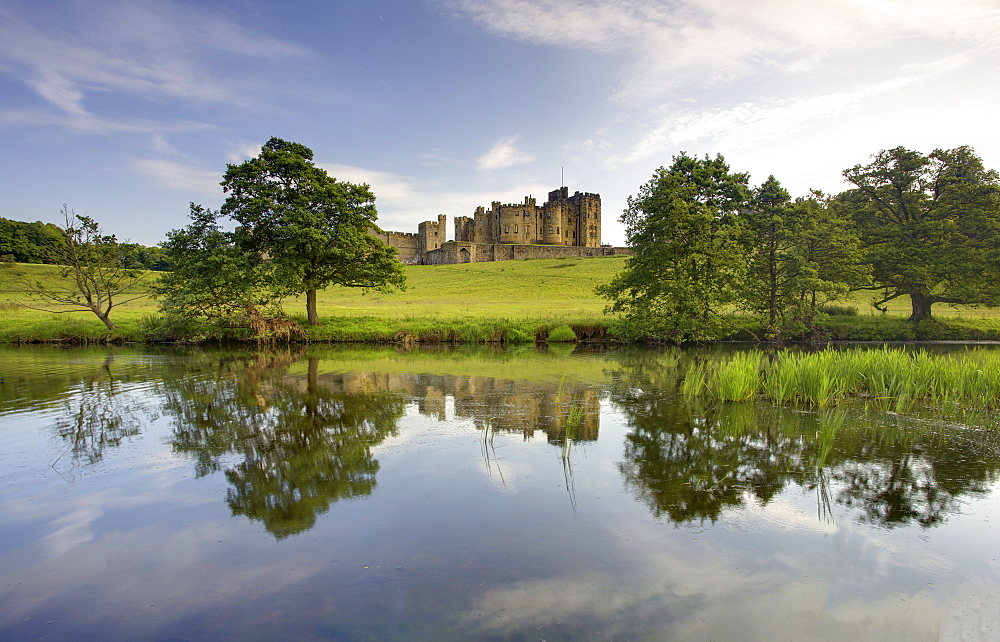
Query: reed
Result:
<box><xmin>710</xmin><ymin>350</ymin><xmax>762</xmax><ymax>402</ymax></box>
<box><xmin>684</xmin><ymin>346</ymin><xmax>1000</xmax><ymax>411</ymax></box>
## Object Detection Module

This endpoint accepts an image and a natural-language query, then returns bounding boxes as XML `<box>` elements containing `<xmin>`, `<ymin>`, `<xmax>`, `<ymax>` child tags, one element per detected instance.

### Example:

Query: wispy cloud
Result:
<box><xmin>133</xmin><ymin>159</ymin><xmax>221</xmax><ymax>196</ymax></box>
<box><xmin>226</xmin><ymin>139</ymin><xmax>267</xmax><ymax>165</ymax></box>
<box><xmin>610</xmin><ymin>56</ymin><xmax>963</xmax><ymax>167</ymax></box>
<box><xmin>449</xmin><ymin>0</ymin><xmax>1000</xmax><ymax>102</ymax></box>
<box><xmin>0</xmin><ymin>109</ymin><xmax>216</xmax><ymax>137</ymax></box>
<box><xmin>0</xmin><ymin>0</ymin><xmax>309</xmax><ymax>116</ymax></box>
<box><xmin>319</xmin><ymin>161</ymin><xmax>550</xmax><ymax>235</ymax></box>
<box><xmin>476</xmin><ymin>136</ymin><xmax>535</xmax><ymax>171</ymax></box>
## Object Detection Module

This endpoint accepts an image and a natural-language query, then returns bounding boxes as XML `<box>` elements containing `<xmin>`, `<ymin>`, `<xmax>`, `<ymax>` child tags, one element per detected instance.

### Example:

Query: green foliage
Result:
<box><xmin>841</xmin><ymin>145</ymin><xmax>1000</xmax><ymax>321</ymax></box>
<box><xmin>737</xmin><ymin>175</ymin><xmax>796</xmax><ymax>329</ymax></box>
<box><xmin>597</xmin><ymin>153</ymin><xmax>750</xmax><ymax>342</ymax></box>
<box><xmin>739</xmin><ymin>189</ymin><xmax>868</xmax><ymax>339</ymax></box>
<box><xmin>0</xmin><ymin>215</ymin><xmax>168</xmax><ymax>270</ymax></box>
<box><xmin>15</xmin><ymin>206</ymin><xmax>147</xmax><ymax>331</ymax></box>
<box><xmin>221</xmin><ymin>137</ymin><xmax>405</xmax><ymax>325</ymax></box>
<box><xmin>817</xmin><ymin>304</ymin><xmax>858</xmax><ymax>316</ymax></box>
<box><xmin>0</xmin><ymin>216</ymin><xmax>65</xmax><ymax>263</ymax></box>
<box><xmin>684</xmin><ymin>346</ymin><xmax>1000</xmax><ymax>411</ymax></box>
<box><xmin>545</xmin><ymin>324</ymin><xmax>577</xmax><ymax>342</ymax></box>
<box><xmin>155</xmin><ymin>203</ymin><xmax>288</xmax><ymax>340</ymax></box>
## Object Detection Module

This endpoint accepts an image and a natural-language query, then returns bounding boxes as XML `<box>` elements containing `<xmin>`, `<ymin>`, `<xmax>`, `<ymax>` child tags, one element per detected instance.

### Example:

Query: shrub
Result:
<box><xmin>546</xmin><ymin>324</ymin><xmax>577</xmax><ymax>343</ymax></box>
<box><xmin>818</xmin><ymin>304</ymin><xmax>858</xmax><ymax>316</ymax></box>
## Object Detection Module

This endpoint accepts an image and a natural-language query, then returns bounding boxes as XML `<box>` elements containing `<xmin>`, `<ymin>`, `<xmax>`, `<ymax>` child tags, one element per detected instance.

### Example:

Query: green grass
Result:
<box><xmin>286</xmin><ymin>256</ymin><xmax>629</xmax><ymax>321</ymax></box>
<box><xmin>7</xmin><ymin>257</ymin><xmax>1000</xmax><ymax>343</ymax></box>
<box><xmin>0</xmin><ymin>257</ymin><xmax>626</xmax><ymax>343</ymax></box>
<box><xmin>684</xmin><ymin>346</ymin><xmax>1000</xmax><ymax>411</ymax></box>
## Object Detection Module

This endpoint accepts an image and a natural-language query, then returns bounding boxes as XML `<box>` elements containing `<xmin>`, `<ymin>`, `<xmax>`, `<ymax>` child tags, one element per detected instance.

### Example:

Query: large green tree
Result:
<box><xmin>221</xmin><ymin>137</ymin><xmax>405</xmax><ymax>325</ymax></box>
<box><xmin>842</xmin><ymin>145</ymin><xmax>1000</xmax><ymax>321</ymax></box>
<box><xmin>738</xmin><ymin>183</ymin><xmax>868</xmax><ymax>336</ymax></box>
<box><xmin>738</xmin><ymin>175</ymin><xmax>795</xmax><ymax>330</ymax></box>
<box><xmin>155</xmin><ymin>203</ymin><xmax>290</xmax><ymax>339</ymax></box>
<box><xmin>598</xmin><ymin>153</ymin><xmax>750</xmax><ymax>342</ymax></box>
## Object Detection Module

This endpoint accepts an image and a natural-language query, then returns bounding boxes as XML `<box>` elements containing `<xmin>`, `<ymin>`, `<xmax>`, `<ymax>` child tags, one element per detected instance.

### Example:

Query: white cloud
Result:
<box><xmin>133</xmin><ymin>159</ymin><xmax>221</xmax><ymax>196</ymax></box>
<box><xmin>0</xmin><ymin>109</ymin><xmax>216</xmax><ymax>139</ymax></box>
<box><xmin>0</xmin><ymin>1</ymin><xmax>309</xmax><ymax>114</ymax></box>
<box><xmin>26</xmin><ymin>71</ymin><xmax>88</xmax><ymax>115</ymax></box>
<box><xmin>612</xmin><ymin>76</ymin><xmax>919</xmax><ymax>168</ymax></box>
<box><xmin>476</xmin><ymin>136</ymin><xmax>535</xmax><ymax>171</ymax></box>
<box><xmin>319</xmin><ymin>161</ymin><xmax>551</xmax><ymax>236</ymax></box>
<box><xmin>449</xmin><ymin>0</ymin><xmax>1000</xmax><ymax>102</ymax></box>
<box><xmin>227</xmin><ymin>139</ymin><xmax>266</xmax><ymax>164</ymax></box>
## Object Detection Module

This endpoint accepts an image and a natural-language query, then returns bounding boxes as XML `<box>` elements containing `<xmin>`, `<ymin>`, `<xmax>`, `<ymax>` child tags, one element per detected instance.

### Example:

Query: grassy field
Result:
<box><xmin>4</xmin><ymin>257</ymin><xmax>1000</xmax><ymax>343</ymax></box>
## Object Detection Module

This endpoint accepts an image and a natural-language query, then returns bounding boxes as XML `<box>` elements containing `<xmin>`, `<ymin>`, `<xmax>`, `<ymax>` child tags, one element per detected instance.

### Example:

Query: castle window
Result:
<box><xmin>548</xmin><ymin>226</ymin><xmax>554</xmax><ymax>234</ymax></box>
<box><xmin>514</xmin><ymin>224</ymin><xmax>518</xmax><ymax>234</ymax></box>
<box><xmin>504</xmin><ymin>225</ymin><xmax>509</xmax><ymax>234</ymax></box>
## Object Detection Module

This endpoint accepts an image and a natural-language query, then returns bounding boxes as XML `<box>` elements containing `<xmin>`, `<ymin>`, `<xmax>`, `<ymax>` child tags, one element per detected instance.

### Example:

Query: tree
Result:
<box><xmin>738</xmin><ymin>184</ymin><xmax>868</xmax><ymax>337</ymax></box>
<box><xmin>220</xmin><ymin>137</ymin><xmax>405</xmax><ymax>325</ymax></box>
<box><xmin>841</xmin><ymin>145</ymin><xmax>1000</xmax><ymax>321</ymax></box>
<box><xmin>17</xmin><ymin>206</ymin><xmax>146</xmax><ymax>330</ymax></box>
<box><xmin>597</xmin><ymin>153</ymin><xmax>750</xmax><ymax>342</ymax></box>
<box><xmin>788</xmin><ymin>193</ymin><xmax>869</xmax><ymax>316</ymax></box>
<box><xmin>738</xmin><ymin>176</ymin><xmax>795</xmax><ymax>331</ymax></box>
<box><xmin>164</xmin><ymin>352</ymin><xmax>405</xmax><ymax>539</ymax></box>
<box><xmin>155</xmin><ymin>203</ymin><xmax>295</xmax><ymax>340</ymax></box>
<box><xmin>0</xmin><ymin>217</ymin><xmax>65</xmax><ymax>263</ymax></box>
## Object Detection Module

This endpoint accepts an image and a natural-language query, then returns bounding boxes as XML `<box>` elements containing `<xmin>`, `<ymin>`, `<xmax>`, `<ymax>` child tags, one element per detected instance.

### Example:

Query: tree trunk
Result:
<box><xmin>909</xmin><ymin>292</ymin><xmax>933</xmax><ymax>322</ymax></box>
<box><xmin>94</xmin><ymin>307</ymin><xmax>116</xmax><ymax>330</ymax></box>
<box><xmin>306</xmin><ymin>289</ymin><xmax>319</xmax><ymax>326</ymax></box>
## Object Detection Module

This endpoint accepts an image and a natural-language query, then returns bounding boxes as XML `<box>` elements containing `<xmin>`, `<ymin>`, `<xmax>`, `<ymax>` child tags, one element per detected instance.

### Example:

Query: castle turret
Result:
<box><xmin>417</xmin><ymin>214</ymin><xmax>447</xmax><ymax>262</ymax></box>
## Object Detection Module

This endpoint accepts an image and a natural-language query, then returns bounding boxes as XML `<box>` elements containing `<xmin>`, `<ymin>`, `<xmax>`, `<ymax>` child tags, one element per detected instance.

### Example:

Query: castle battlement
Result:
<box><xmin>376</xmin><ymin>186</ymin><xmax>612</xmax><ymax>264</ymax></box>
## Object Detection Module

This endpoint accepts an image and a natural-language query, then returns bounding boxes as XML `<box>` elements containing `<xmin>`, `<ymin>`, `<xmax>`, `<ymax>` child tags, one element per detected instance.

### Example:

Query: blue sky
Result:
<box><xmin>2</xmin><ymin>0</ymin><xmax>999</xmax><ymax>247</ymax></box>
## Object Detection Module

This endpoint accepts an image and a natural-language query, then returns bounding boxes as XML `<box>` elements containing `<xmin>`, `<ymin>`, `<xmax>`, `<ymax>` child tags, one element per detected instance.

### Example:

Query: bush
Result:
<box><xmin>545</xmin><ymin>324</ymin><xmax>577</xmax><ymax>343</ymax></box>
<box><xmin>502</xmin><ymin>324</ymin><xmax>535</xmax><ymax>344</ymax></box>
<box><xmin>818</xmin><ymin>304</ymin><xmax>858</xmax><ymax>316</ymax></box>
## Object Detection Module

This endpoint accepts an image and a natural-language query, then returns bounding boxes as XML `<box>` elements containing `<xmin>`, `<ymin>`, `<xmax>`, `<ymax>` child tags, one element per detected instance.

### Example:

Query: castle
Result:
<box><xmin>372</xmin><ymin>186</ymin><xmax>631</xmax><ymax>264</ymax></box>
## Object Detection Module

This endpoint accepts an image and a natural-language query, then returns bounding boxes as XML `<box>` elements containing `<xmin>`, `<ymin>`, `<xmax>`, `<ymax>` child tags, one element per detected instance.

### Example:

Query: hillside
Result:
<box><xmin>287</xmin><ymin>256</ymin><xmax>630</xmax><ymax>322</ymax></box>
<box><xmin>5</xmin><ymin>256</ymin><xmax>1000</xmax><ymax>343</ymax></box>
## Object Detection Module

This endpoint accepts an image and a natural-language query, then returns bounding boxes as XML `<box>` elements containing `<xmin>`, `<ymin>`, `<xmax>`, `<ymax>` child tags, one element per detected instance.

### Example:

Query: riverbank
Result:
<box><xmin>4</xmin><ymin>258</ymin><xmax>1000</xmax><ymax>344</ymax></box>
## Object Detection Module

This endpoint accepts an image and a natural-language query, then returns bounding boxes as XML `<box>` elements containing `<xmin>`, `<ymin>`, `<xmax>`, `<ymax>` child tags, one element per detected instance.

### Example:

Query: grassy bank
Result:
<box><xmin>4</xmin><ymin>257</ymin><xmax>1000</xmax><ymax>344</ymax></box>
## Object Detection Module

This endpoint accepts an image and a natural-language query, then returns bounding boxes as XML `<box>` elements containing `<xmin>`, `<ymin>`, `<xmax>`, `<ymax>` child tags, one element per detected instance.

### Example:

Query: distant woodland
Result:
<box><xmin>0</xmin><ymin>216</ymin><xmax>171</xmax><ymax>270</ymax></box>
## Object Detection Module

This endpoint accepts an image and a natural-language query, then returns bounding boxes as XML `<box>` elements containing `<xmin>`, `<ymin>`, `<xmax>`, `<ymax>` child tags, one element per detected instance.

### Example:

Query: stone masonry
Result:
<box><xmin>375</xmin><ymin>186</ymin><xmax>630</xmax><ymax>264</ymax></box>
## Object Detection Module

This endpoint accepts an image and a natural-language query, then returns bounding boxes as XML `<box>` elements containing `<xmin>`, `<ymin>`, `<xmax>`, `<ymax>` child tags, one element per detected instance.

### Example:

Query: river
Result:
<box><xmin>1</xmin><ymin>344</ymin><xmax>999</xmax><ymax>639</ymax></box>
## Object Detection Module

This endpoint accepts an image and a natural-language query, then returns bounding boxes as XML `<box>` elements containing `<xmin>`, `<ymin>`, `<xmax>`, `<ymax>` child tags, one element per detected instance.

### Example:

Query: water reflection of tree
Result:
<box><xmin>828</xmin><ymin>420</ymin><xmax>1000</xmax><ymax>528</ymax></box>
<box><xmin>53</xmin><ymin>354</ymin><xmax>150</xmax><ymax>471</ymax></box>
<box><xmin>606</xmin><ymin>349</ymin><xmax>1000</xmax><ymax>528</ymax></box>
<box><xmin>163</xmin><ymin>352</ymin><xmax>405</xmax><ymax>539</ymax></box>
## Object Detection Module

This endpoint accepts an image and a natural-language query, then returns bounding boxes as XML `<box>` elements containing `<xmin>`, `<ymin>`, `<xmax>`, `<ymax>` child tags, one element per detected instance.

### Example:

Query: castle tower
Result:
<box><xmin>455</xmin><ymin>215</ymin><xmax>475</xmax><ymax>243</ymax></box>
<box><xmin>417</xmin><ymin>214</ymin><xmax>447</xmax><ymax>261</ymax></box>
<box><xmin>495</xmin><ymin>195</ymin><xmax>537</xmax><ymax>244</ymax></box>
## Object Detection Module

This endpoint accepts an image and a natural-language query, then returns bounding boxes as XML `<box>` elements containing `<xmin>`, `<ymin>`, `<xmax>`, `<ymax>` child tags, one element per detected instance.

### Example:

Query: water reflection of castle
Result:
<box><xmin>290</xmin><ymin>371</ymin><xmax>601</xmax><ymax>442</ymax></box>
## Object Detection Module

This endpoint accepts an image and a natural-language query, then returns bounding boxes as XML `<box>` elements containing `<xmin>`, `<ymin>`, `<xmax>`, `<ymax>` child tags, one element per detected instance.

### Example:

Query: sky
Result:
<box><xmin>2</xmin><ymin>0</ymin><xmax>999</xmax><ymax>248</ymax></box>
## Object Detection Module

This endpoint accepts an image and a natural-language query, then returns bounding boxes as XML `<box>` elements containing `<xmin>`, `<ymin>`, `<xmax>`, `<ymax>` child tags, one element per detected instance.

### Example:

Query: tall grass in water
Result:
<box><xmin>684</xmin><ymin>346</ymin><xmax>1000</xmax><ymax>411</ymax></box>
<box><xmin>712</xmin><ymin>351</ymin><xmax>762</xmax><ymax>401</ymax></box>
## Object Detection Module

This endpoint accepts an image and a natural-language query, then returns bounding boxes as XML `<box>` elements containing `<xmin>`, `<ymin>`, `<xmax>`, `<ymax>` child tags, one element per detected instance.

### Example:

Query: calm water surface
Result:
<box><xmin>1</xmin><ymin>344</ymin><xmax>999</xmax><ymax>640</ymax></box>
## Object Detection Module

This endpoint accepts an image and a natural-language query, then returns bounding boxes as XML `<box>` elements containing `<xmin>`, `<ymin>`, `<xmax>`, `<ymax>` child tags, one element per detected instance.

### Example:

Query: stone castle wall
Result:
<box><xmin>377</xmin><ymin>186</ymin><xmax>626</xmax><ymax>265</ymax></box>
<box><xmin>370</xmin><ymin>230</ymin><xmax>421</xmax><ymax>264</ymax></box>
<box><xmin>423</xmin><ymin>242</ymin><xmax>630</xmax><ymax>265</ymax></box>
<box><xmin>311</xmin><ymin>370</ymin><xmax>601</xmax><ymax>443</ymax></box>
